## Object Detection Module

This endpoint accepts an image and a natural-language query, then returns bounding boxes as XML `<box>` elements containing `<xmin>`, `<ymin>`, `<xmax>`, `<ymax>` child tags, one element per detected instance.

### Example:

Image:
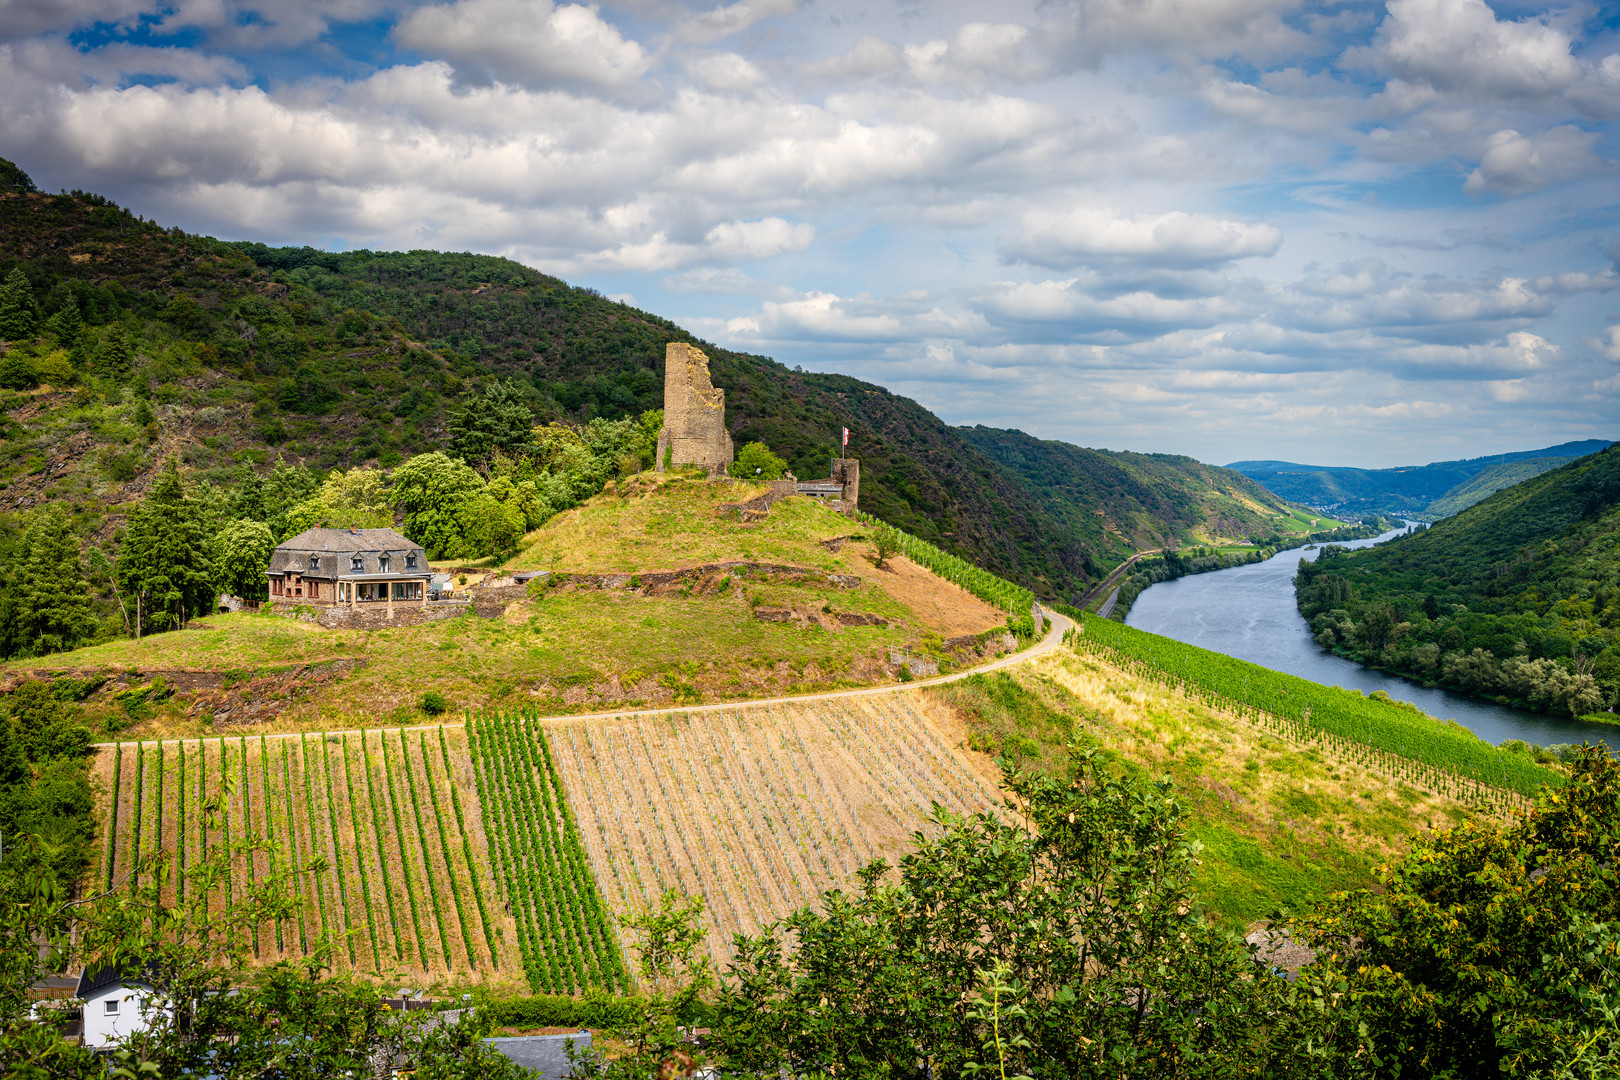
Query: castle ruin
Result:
<box><xmin>656</xmin><ymin>342</ymin><xmax>734</xmax><ymax>475</ymax></box>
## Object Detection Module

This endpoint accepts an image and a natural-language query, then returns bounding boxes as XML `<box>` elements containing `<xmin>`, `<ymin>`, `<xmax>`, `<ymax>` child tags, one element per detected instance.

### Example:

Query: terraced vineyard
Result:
<box><xmin>546</xmin><ymin>695</ymin><xmax>1007</xmax><ymax>969</ymax></box>
<box><xmin>93</xmin><ymin>728</ymin><xmax>522</xmax><ymax>983</ymax></box>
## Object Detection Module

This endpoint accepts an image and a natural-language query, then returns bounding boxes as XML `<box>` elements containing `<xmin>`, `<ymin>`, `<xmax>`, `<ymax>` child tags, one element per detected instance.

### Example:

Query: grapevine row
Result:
<box><xmin>856</xmin><ymin>512</ymin><xmax>1035</xmax><ymax>616</ymax></box>
<box><xmin>467</xmin><ymin>710</ymin><xmax>627</xmax><ymax>994</ymax></box>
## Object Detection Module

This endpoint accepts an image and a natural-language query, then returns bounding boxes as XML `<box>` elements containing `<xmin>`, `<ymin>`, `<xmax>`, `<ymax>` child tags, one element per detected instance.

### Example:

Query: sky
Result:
<box><xmin>1</xmin><ymin>0</ymin><xmax>1617</xmax><ymax>468</ymax></box>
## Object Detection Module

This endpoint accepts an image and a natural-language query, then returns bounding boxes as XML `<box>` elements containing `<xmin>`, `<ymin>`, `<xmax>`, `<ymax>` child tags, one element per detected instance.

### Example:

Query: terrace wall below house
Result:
<box><xmin>282</xmin><ymin>600</ymin><xmax>471</xmax><ymax>630</ymax></box>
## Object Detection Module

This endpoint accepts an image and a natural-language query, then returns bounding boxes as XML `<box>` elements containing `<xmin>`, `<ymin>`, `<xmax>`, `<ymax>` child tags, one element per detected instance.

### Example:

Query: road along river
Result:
<box><xmin>1125</xmin><ymin>525</ymin><xmax>1620</xmax><ymax>753</ymax></box>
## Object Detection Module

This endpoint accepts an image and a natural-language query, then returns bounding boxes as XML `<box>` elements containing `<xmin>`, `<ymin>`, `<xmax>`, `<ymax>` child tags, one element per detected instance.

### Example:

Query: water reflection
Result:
<box><xmin>1125</xmin><ymin>526</ymin><xmax>1620</xmax><ymax>752</ymax></box>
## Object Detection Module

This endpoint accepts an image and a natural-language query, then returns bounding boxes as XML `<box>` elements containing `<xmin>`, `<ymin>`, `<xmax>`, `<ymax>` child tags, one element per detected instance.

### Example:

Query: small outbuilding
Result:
<box><xmin>76</xmin><ymin>964</ymin><xmax>158</xmax><ymax>1049</ymax></box>
<box><xmin>267</xmin><ymin>527</ymin><xmax>433</xmax><ymax>611</ymax></box>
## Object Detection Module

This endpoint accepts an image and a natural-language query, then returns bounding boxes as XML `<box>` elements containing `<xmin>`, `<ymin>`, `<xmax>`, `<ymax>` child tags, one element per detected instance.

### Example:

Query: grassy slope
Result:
<box><xmin>7</xmin><ymin>482</ymin><xmax>1007</xmax><ymax>735</ymax></box>
<box><xmin>921</xmin><ymin>650</ymin><xmax>1483</xmax><ymax>924</ymax></box>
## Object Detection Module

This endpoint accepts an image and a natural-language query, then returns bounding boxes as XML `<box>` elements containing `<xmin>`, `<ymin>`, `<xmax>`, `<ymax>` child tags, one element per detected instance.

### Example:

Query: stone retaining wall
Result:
<box><xmin>285</xmin><ymin>600</ymin><xmax>471</xmax><ymax>630</ymax></box>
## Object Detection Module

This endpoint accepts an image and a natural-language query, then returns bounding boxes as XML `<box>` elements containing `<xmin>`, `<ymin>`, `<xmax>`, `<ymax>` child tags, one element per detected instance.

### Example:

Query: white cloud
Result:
<box><xmin>1000</xmin><ymin>205</ymin><xmax>1282</xmax><ymax>268</ymax></box>
<box><xmin>685</xmin><ymin>51</ymin><xmax>766</xmax><ymax>92</ymax></box>
<box><xmin>1592</xmin><ymin>323</ymin><xmax>1620</xmax><ymax>363</ymax></box>
<box><xmin>1039</xmin><ymin>0</ymin><xmax>1308</xmax><ymax>65</ymax></box>
<box><xmin>1355</xmin><ymin>0</ymin><xmax>1585</xmax><ymax>107</ymax></box>
<box><xmin>675</xmin><ymin>0</ymin><xmax>796</xmax><ymax>45</ymax></box>
<box><xmin>1463</xmin><ymin>126</ymin><xmax>1609</xmax><ymax>197</ymax></box>
<box><xmin>394</xmin><ymin>0</ymin><xmax>651</xmax><ymax>95</ymax></box>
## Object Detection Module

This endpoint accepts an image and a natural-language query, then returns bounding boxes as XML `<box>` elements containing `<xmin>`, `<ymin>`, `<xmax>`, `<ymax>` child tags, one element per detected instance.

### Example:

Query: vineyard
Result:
<box><xmin>857</xmin><ymin>512</ymin><xmax>1035</xmax><ymax>617</ymax></box>
<box><xmin>93</xmin><ymin>728</ymin><xmax>523</xmax><ymax>983</ymax></box>
<box><xmin>465</xmin><ymin>712</ymin><xmax>629</xmax><ymax>994</ymax></box>
<box><xmin>545</xmin><ymin>695</ymin><xmax>1007</xmax><ymax>969</ymax></box>
<box><xmin>1066</xmin><ymin>612</ymin><xmax>1557</xmax><ymax>799</ymax></box>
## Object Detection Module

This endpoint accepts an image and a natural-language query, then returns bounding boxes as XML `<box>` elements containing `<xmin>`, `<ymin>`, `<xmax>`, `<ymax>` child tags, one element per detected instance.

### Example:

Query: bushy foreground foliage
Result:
<box><xmin>564</xmin><ymin>746</ymin><xmax>1619</xmax><ymax>1079</ymax></box>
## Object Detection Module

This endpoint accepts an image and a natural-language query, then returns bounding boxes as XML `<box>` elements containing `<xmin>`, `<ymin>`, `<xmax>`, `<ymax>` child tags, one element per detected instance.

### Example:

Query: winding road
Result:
<box><xmin>90</xmin><ymin>609</ymin><xmax>1075</xmax><ymax>747</ymax></box>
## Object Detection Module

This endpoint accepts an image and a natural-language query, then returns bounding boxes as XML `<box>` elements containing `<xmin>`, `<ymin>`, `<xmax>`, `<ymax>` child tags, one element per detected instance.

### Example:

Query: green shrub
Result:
<box><xmin>420</xmin><ymin>690</ymin><xmax>450</xmax><ymax>716</ymax></box>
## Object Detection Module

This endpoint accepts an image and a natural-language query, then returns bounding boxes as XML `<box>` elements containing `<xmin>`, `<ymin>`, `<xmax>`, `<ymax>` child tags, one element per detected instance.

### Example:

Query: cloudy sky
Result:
<box><xmin>3</xmin><ymin>0</ymin><xmax>1617</xmax><ymax>467</ymax></box>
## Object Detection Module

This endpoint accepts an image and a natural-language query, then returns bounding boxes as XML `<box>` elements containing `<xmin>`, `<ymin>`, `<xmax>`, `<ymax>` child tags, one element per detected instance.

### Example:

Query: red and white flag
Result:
<box><xmin>842</xmin><ymin>427</ymin><xmax>849</xmax><ymax>449</ymax></box>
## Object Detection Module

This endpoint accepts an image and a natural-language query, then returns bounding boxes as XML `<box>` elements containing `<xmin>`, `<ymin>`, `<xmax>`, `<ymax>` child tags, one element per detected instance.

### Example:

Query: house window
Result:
<box><xmin>379</xmin><ymin>556</ymin><xmax>390</xmax><ymax>573</ymax></box>
<box><xmin>405</xmin><ymin>553</ymin><xmax>417</xmax><ymax>568</ymax></box>
<box><xmin>352</xmin><ymin>556</ymin><xmax>363</xmax><ymax>572</ymax></box>
<box><xmin>310</xmin><ymin>581</ymin><xmax>319</xmax><ymax>599</ymax></box>
<box><xmin>310</xmin><ymin>556</ymin><xmax>320</xmax><ymax>571</ymax></box>
<box><xmin>104</xmin><ymin>999</ymin><xmax>119</xmax><ymax>1015</ymax></box>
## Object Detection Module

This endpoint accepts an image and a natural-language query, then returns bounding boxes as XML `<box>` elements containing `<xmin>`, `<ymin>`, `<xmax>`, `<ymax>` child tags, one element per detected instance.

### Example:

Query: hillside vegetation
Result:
<box><xmin>1296</xmin><ymin>445</ymin><xmax>1620</xmax><ymax>720</ymax></box>
<box><xmin>959</xmin><ymin>426</ymin><xmax>1338</xmax><ymax>575</ymax></box>
<box><xmin>1229</xmin><ymin>440</ymin><xmax>1610</xmax><ymax>517</ymax></box>
<box><xmin>2</xmin><ymin>167</ymin><xmax>1338</xmax><ymax>611</ymax></box>
<box><xmin>1419</xmin><ymin>456</ymin><xmax>1571</xmax><ymax>520</ymax></box>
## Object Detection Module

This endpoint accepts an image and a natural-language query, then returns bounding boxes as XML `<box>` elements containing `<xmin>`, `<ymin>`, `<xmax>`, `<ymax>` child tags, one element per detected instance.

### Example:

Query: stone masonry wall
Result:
<box><xmin>285</xmin><ymin>601</ymin><xmax>470</xmax><ymax>630</ymax></box>
<box><xmin>656</xmin><ymin>342</ymin><xmax>734</xmax><ymax>475</ymax></box>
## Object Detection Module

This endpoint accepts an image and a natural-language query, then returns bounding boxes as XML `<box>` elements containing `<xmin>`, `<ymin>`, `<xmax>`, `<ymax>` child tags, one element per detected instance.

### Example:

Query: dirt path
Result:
<box><xmin>90</xmin><ymin>611</ymin><xmax>1072</xmax><ymax>748</ymax></box>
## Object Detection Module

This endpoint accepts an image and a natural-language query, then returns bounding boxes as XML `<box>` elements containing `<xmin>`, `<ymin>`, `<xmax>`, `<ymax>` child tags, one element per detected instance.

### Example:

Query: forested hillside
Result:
<box><xmin>1295</xmin><ymin>445</ymin><xmax>1620</xmax><ymax>718</ymax></box>
<box><xmin>960</xmin><ymin>426</ymin><xmax>1328</xmax><ymax>562</ymax></box>
<box><xmin>1</xmin><ymin>162</ymin><xmax>1319</xmax><ymax>620</ymax></box>
<box><xmin>1230</xmin><ymin>440</ymin><xmax>1610</xmax><ymax>517</ymax></box>
<box><xmin>1419</xmin><ymin>457</ymin><xmax>1571</xmax><ymax>520</ymax></box>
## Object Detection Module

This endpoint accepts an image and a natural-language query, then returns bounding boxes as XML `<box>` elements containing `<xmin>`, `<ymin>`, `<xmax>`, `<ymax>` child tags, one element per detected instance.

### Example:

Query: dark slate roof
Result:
<box><xmin>268</xmin><ymin>528</ymin><xmax>431</xmax><ymax>580</ymax></box>
<box><xmin>75</xmin><ymin>963</ymin><xmax>158</xmax><ymax>997</ymax></box>
<box><xmin>485</xmin><ymin>1033</ymin><xmax>591</xmax><ymax>1079</ymax></box>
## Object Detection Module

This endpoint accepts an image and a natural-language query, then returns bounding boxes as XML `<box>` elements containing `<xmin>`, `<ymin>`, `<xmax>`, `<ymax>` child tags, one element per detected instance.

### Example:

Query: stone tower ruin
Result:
<box><xmin>655</xmin><ymin>342</ymin><xmax>734</xmax><ymax>475</ymax></box>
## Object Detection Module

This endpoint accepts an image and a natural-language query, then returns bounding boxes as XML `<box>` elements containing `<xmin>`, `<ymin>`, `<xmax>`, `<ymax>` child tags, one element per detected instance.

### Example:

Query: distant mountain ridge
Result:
<box><xmin>1228</xmin><ymin>440</ymin><xmax>1613</xmax><ymax>517</ymax></box>
<box><xmin>0</xmin><ymin>168</ymin><xmax>1331</xmax><ymax>603</ymax></box>
<box><xmin>1420</xmin><ymin>458</ymin><xmax>1572</xmax><ymax>521</ymax></box>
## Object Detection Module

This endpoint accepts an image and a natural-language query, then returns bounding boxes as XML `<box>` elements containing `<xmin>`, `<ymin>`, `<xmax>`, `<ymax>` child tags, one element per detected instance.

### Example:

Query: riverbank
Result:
<box><xmin>1123</xmin><ymin>526</ymin><xmax>1620</xmax><ymax>753</ymax></box>
<box><xmin>1097</xmin><ymin>517</ymin><xmax>1395</xmax><ymax>623</ymax></box>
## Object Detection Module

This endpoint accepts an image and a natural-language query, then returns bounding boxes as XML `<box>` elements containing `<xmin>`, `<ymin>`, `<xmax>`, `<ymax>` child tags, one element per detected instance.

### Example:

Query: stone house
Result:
<box><xmin>267</xmin><ymin>527</ymin><xmax>434</xmax><ymax>612</ymax></box>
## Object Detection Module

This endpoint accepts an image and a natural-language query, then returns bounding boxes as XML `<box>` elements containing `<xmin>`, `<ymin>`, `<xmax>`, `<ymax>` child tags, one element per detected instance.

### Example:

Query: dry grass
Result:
<box><xmin>920</xmin><ymin>648</ymin><xmax>1481</xmax><ymax>925</ymax></box>
<box><xmin>545</xmin><ymin>695</ymin><xmax>1007</xmax><ymax>970</ymax></box>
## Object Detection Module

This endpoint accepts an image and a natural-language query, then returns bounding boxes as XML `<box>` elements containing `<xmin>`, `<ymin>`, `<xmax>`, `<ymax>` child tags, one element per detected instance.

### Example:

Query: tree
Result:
<box><xmin>390</xmin><ymin>452</ymin><xmax>485</xmax><ymax>557</ymax></box>
<box><xmin>0</xmin><ymin>156</ymin><xmax>36</xmax><ymax>193</ymax></box>
<box><xmin>98</xmin><ymin>324</ymin><xmax>134</xmax><ymax>380</ymax></box>
<box><xmin>446</xmin><ymin>380</ymin><xmax>536</xmax><ymax>472</ymax></box>
<box><xmin>118</xmin><ymin>461</ymin><xmax>216</xmax><ymax>632</ymax></box>
<box><xmin>1292</xmin><ymin>744</ymin><xmax>1620</xmax><ymax>1077</ymax></box>
<box><xmin>212</xmin><ymin>519</ymin><xmax>274</xmax><ymax>603</ymax></box>
<box><xmin>14</xmin><ymin>505</ymin><xmax>94</xmax><ymax>656</ymax></box>
<box><xmin>459</xmin><ymin>493</ymin><xmax>524</xmax><ymax>558</ymax></box>
<box><xmin>706</xmin><ymin>747</ymin><xmax>1315</xmax><ymax>1078</ymax></box>
<box><xmin>729</xmin><ymin>441</ymin><xmax>789</xmax><ymax>482</ymax></box>
<box><xmin>871</xmin><ymin>524</ymin><xmax>899</xmax><ymax>569</ymax></box>
<box><xmin>0</xmin><ymin>266</ymin><xmax>36</xmax><ymax>341</ymax></box>
<box><xmin>45</xmin><ymin>295</ymin><xmax>81</xmax><ymax>349</ymax></box>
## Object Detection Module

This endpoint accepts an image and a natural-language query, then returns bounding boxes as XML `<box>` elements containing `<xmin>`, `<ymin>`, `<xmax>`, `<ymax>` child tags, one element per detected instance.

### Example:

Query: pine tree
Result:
<box><xmin>99</xmin><ymin>324</ymin><xmax>134</xmax><ymax>380</ymax></box>
<box><xmin>45</xmin><ymin>296</ymin><xmax>81</xmax><ymax>348</ymax></box>
<box><xmin>17</xmin><ymin>505</ymin><xmax>94</xmax><ymax>656</ymax></box>
<box><xmin>118</xmin><ymin>461</ymin><xmax>217</xmax><ymax>633</ymax></box>
<box><xmin>0</xmin><ymin>266</ymin><xmax>37</xmax><ymax>341</ymax></box>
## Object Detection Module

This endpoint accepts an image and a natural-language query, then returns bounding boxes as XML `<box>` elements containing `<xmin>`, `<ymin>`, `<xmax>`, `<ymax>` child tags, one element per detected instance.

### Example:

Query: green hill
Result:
<box><xmin>1229</xmin><ymin>441</ymin><xmax>1611</xmax><ymax>517</ymax></box>
<box><xmin>961</xmin><ymin>426</ymin><xmax>1337</xmax><ymax>562</ymax></box>
<box><xmin>1419</xmin><ymin>457</ymin><xmax>1571</xmax><ymax>520</ymax></box>
<box><xmin>1295</xmin><ymin>445</ymin><xmax>1620</xmax><ymax>719</ymax></box>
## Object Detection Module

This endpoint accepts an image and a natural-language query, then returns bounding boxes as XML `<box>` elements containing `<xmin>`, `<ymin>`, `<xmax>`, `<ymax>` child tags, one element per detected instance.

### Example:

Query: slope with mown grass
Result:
<box><xmin>6</xmin><ymin>480</ymin><xmax>1013</xmax><ymax>736</ymax></box>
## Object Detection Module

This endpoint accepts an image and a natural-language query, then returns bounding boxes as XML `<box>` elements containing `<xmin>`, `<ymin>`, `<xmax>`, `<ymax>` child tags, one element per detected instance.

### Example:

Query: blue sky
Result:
<box><xmin>2</xmin><ymin>0</ymin><xmax>1616</xmax><ymax>467</ymax></box>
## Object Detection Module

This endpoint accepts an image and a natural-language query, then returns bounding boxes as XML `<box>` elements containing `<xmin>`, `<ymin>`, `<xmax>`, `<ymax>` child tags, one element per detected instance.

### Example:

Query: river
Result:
<box><xmin>1125</xmin><ymin>525</ymin><xmax>1620</xmax><ymax>752</ymax></box>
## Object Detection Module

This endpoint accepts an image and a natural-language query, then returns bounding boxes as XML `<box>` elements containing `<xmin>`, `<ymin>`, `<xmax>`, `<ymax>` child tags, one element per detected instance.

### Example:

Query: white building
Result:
<box><xmin>76</xmin><ymin>964</ymin><xmax>157</xmax><ymax>1049</ymax></box>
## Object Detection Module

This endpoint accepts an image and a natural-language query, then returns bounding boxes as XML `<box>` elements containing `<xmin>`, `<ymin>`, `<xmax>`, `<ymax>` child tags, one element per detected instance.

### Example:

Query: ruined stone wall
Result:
<box><xmin>656</xmin><ymin>342</ymin><xmax>734</xmax><ymax>475</ymax></box>
<box><xmin>833</xmin><ymin>458</ymin><xmax>860</xmax><ymax>513</ymax></box>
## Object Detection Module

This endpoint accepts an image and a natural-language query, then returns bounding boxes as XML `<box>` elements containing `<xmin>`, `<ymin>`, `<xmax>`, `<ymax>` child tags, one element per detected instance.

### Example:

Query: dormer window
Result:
<box><xmin>309</xmin><ymin>557</ymin><xmax>320</xmax><ymax>571</ymax></box>
<box><xmin>405</xmin><ymin>553</ymin><xmax>417</xmax><ymax>569</ymax></box>
<box><xmin>379</xmin><ymin>556</ymin><xmax>390</xmax><ymax>573</ymax></box>
<box><xmin>351</xmin><ymin>556</ymin><xmax>364</xmax><ymax>572</ymax></box>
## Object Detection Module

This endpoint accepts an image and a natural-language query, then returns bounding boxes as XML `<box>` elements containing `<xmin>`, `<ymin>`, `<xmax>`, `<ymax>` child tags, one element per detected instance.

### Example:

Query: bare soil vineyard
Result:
<box><xmin>546</xmin><ymin>694</ymin><xmax>1007</xmax><ymax>969</ymax></box>
<box><xmin>92</xmin><ymin>728</ymin><xmax>524</xmax><ymax>985</ymax></box>
<box><xmin>89</xmin><ymin>693</ymin><xmax>1008</xmax><ymax>986</ymax></box>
